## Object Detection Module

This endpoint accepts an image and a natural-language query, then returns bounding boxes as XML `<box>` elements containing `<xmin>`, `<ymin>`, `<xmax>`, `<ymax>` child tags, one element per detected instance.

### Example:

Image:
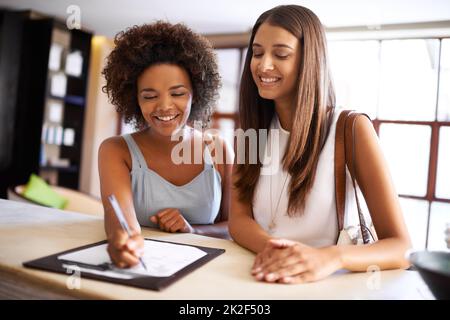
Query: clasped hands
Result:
<box><xmin>150</xmin><ymin>208</ymin><xmax>194</xmax><ymax>234</ymax></box>
<box><xmin>251</xmin><ymin>239</ymin><xmax>342</xmax><ymax>284</ymax></box>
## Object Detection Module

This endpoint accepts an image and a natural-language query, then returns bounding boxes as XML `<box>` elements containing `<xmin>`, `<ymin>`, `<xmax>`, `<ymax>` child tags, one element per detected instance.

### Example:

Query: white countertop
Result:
<box><xmin>0</xmin><ymin>198</ymin><xmax>434</xmax><ymax>299</ymax></box>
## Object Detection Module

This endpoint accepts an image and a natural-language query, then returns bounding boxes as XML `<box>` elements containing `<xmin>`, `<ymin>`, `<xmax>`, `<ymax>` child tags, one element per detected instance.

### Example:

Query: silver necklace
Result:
<box><xmin>268</xmin><ymin>129</ymin><xmax>289</xmax><ymax>233</ymax></box>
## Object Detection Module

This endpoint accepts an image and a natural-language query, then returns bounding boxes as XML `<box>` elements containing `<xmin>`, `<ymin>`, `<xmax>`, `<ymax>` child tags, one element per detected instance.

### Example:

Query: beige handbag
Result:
<box><xmin>334</xmin><ymin>110</ymin><xmax>378</xmax><ymax>246</ymax></box>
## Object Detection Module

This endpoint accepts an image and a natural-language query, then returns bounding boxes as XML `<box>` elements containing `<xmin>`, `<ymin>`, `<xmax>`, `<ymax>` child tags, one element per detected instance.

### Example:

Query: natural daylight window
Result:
<box><xmin>211</xmin><ymin>48</ymin><xmax>242</xmax><ymax>149</ymax></box>
<box><xmin>328</xmin><ymin>35</ymin><xmax>450</xmax><ymax>250</ymax></box>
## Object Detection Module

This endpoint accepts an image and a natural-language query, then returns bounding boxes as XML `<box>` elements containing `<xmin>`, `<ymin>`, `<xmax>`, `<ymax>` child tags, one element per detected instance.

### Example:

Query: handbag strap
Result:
<box><xmin>334</xmin><ymin>110</ymin><xmax>373</xmax><ymax>244</ymax></box>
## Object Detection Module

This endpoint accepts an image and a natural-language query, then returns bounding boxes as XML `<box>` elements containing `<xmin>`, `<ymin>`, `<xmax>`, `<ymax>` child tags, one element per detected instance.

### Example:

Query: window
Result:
<box><xmin>215</xmin><ymin>49</ymin><xmax>241</xmax><ymax>114</ymax></box>
<box><xmin>436</xmin><ymin>126</ymin><xmax>450</xmax><ymax>199</ymax></box>
<box><xmin>378</xmin><ymin>40</ymin><xmax>439</xmax><ymax>121</ymax></box>
<box><xmin>328</xmin><ymin>40</ymin><xmax>380</xmax><ymax>118</ymax></box>
<box><xmin>438</xmin><ymin>39</ymin><xmax>450</xmax><ymax>121</ymax></box>
<box><xmin>399</xmin><ymin>198</ymin><xmax>429</xmax><ymax>249</ymax></box>
<box><xmin>378</xmin><ymin>123</ymin><xmax>431</xmax><ymax>197</ymax></box>
<box><xmin>329</xmin><ymin>36</ymin><xmax>450</xmax><ymax>250</ymax></box>
<box><xmin>428</xmin><ymin>202</ymin><xmax>450</xmax><ymax>250</ymax></box>
<box><xmin>210</xmin><ymin>47</ymin><xmax>246</xmax><ymax>150</ymax></box>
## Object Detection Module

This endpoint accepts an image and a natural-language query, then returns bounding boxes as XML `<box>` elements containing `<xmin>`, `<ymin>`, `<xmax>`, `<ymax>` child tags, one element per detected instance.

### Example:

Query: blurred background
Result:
<box><xmin>0</xmin><ymin>0</ymin><xmax>449</xmax><ymax>251</ymax></box>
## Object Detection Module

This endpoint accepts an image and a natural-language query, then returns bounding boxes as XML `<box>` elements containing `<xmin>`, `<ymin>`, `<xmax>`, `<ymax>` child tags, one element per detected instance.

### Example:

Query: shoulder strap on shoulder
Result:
<box><xmin>334</xmin><ymin>110</ymin><xmax>373</xmax><ymax>244</ymax></box>
<box><xmin>122</xmin><ymin>134</ymin><xmax>148</xmax><ymax>170</ymax></box>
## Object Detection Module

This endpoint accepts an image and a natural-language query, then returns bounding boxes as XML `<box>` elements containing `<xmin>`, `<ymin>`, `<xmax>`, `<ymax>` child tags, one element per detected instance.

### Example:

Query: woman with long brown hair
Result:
<box><xmin>229</xmin><ymin>5</ymin><xmax>411</xmax><ymax>284</ymax></box>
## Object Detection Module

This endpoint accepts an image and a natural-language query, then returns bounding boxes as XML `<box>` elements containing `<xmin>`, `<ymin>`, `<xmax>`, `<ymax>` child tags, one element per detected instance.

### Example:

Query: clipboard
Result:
<box><xmin>23</xmin><ymin>238</ymin><xmax>225</xmax><ymax>291</ymax></box>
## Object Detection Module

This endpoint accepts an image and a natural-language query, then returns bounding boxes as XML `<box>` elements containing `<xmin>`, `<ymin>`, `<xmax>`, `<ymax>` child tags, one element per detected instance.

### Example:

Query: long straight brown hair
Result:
<box><xmin>235</xmin><ymin>5</ymin><xmax>336</xmax><ymax>216</ymax></box>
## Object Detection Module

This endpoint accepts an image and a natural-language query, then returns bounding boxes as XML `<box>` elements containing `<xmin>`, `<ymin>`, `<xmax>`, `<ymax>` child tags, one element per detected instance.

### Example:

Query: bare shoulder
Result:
<box><xmin>351</xmin><ymin>114</ymin><xmax>381</xmax><ymax>160</ymax></box>
<box><xmin>98</xmin><ymin>136</ymin><xmax>131</xmax><ymax>168</ymax></box>
<box><xmin>99</xmin><ymin>136</ymin><xmax>128</xmax><ymax>154</ymax></box>
<box><xmin>354</xmin><ymin>114</ymin><xmax>377</xmax><ymax>140</ymax></box>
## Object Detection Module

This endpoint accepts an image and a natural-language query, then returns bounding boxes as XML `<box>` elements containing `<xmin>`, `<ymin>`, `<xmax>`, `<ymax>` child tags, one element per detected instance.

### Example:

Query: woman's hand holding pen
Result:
<box><xmin>107</xmin><ymin>229</ymin><xmax>145</xmax><ymax>268</ymax></box>
<box><xmin>251</xmin><ymin>239</ymin><xmax>342</xmax><ymax>284</ymax></box>
<box><xmin>150</xmin><ymin>208</ymin><xmax>194</xmax><ymax>234</ymax></box>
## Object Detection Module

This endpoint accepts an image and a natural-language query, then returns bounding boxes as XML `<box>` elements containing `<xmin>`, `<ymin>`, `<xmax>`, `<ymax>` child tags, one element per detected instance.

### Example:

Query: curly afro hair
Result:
<box><xmin>102</xmin><ymin>21</ymin><xmax>221</xmax><ymax>130</ymax></box>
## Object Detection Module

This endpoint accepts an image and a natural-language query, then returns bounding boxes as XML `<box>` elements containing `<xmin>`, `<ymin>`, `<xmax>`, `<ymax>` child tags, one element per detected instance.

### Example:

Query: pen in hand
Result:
<box><xmin>108</xmin><ymin>194</ymin><xmax>148</xmax><ymax>271</ymax></box>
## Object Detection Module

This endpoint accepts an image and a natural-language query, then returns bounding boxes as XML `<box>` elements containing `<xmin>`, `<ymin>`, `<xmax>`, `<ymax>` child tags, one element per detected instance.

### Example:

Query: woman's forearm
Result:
<box><xmin>335</xmin><ymin>237</ymin><xmax>411</xmax><ymax>271</ymax></box>
<box><xmin>229</xmin><ymin>215</ymin><xmax>272</xmax><ymax>253</ymax></box>
<box><xmin>104</xmin><ymin>208</ymin><xmax>141</xmax><ymax>240</ymax></box>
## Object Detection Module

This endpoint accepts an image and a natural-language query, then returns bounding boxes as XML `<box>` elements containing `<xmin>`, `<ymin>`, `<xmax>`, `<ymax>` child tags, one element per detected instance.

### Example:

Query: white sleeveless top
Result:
<box><xmin>253</xmin><ymin>109</ymin><xmax>343</xmax><ymax>247</ymax></box>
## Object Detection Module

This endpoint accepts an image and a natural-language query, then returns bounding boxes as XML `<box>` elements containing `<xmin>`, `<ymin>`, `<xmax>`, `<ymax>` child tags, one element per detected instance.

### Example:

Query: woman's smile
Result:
<box><xmin>257</xmin><ymin>74</ymin><xmax>282</xmax><ymax>88</ymax></box>
<box><xmin>152</xmin><ymin>113</ymin><xmax>181</xmax><ymax>124</ymax></box>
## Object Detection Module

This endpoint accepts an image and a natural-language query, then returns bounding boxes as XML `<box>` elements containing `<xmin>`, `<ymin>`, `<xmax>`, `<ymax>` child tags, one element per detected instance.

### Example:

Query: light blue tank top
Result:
<box><xmin>122</xmin><ymin>134</ymin><xmax>222</xmax><ymax>228</ymax></box>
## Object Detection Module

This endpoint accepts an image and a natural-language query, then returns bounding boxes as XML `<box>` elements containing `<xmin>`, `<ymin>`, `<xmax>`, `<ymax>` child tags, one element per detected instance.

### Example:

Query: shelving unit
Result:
<box><xmin>39</xmin><ymin>24</ymin><xmax>92</xmax><ymax>189</ymax></box>
<box><xmin>0</xmin><ymin>9</ymin><xmax>92</xmax><ymax>197</ymax></box>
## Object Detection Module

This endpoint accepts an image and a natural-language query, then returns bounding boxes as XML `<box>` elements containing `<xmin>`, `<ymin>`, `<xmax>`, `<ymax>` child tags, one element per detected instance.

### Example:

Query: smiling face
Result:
<box><xmin>137</xmin><ymin>63</ymin><xmax>193</xmax><ymax>137</ymax></box>
<box><xmin>250</xmin><ymin>22</ymin><xmax>301</xmax><ymax>105</ymax></box>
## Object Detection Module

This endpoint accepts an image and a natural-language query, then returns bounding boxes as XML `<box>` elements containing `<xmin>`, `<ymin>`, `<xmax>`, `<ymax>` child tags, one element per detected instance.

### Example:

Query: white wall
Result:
<box><xmin>79</xmin><ymin>36</ymin><xmax>118</xmax><ymax>198</ymax></box>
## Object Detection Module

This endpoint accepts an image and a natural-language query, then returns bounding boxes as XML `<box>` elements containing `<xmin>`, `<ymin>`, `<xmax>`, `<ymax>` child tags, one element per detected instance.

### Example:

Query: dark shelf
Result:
<box><xmin>48</xmin><ymin>94</ymin><xmax>85</xmax><ymax>107</ymax></box>
<box><xmin>40</xmin><ymin>165</ymin><xmax>78</xmax><ymax>173</ymax></box>
<box><xmin>0</xmin><ymin>10</ymin><xmax>53</xmax><ymax>198</ymax></box>
<box><xmin>67</xmin><ymin>73</ymin><xmax>83</xmax><ymax>80</ymax></box>
<box><xmin>0</xmin><ymin>9</ymin><xmax>92</xmax><ymax>194</ymax></box>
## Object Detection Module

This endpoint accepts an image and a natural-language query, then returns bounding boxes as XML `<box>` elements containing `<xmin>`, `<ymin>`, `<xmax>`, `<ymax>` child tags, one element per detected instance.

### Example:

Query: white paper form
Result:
<box><xmin>58</xmin><ymin>240</ymin><xmax>207</xmax><ymax>278</ymax></box>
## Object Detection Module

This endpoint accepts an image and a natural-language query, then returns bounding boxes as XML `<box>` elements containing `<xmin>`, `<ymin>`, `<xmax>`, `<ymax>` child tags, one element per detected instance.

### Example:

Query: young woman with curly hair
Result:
<box><xmin>99</xmin><ymin>21</ymin><xmax>232</xmax><ymax>268</ymax></box>
<box><xmin>229</xmin><ymin>5</ymin><xmax>411</xmax><ymax>284</ymax></box>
